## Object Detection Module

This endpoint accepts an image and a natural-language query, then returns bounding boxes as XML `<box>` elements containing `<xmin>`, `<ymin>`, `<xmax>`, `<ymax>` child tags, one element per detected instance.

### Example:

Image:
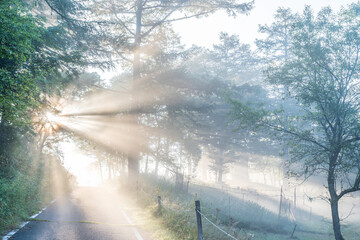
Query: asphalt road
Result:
<box><xmin>10</xmin><ymin>187</ymin><xmax>153</xmax><ymax>240</ymax></box>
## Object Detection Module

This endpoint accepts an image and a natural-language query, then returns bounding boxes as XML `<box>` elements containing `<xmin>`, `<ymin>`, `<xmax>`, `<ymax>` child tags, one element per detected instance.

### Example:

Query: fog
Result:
<box><xmin>23</xmin><ymin>1</ymin><xmax>360</xmax><ymax>240</ymax></box>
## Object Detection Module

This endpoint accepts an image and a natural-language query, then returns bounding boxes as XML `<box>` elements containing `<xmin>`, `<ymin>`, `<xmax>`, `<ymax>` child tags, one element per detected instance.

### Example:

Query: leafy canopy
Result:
<box><xmin>0</xmin><ymin>0</ymin><xmax>45</xmax><ymax>126</ymax></box>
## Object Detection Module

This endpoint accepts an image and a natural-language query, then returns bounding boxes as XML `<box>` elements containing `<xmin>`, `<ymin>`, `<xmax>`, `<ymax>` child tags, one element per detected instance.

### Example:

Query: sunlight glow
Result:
<box><xmin>46</xmin><ymin>112</ymin><xmax>57</xmax><ymax>122</ymax></box>
<box><xmin>61</xmin><ymin>142</ymin><xmax>102</xmax><ymax>187</ymax></box>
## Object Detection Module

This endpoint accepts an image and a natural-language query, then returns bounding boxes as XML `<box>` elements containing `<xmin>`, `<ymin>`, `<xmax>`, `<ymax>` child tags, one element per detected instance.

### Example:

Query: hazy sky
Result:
<box><xmin>95</xmin><ymin>1</ymin><xmax>357</xmax><ymax>80</ymax></box>
<box><xmin>173</xmin><ymin>0</ymin><xmax>357</xmax><ymax>48</ymax></box>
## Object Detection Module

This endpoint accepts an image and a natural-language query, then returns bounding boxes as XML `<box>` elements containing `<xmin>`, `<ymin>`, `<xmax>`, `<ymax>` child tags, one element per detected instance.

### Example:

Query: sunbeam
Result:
<box><xmin>2</xmin><ymin>1</ymin><xmax>360</xmax><ymax>240</ymax></box>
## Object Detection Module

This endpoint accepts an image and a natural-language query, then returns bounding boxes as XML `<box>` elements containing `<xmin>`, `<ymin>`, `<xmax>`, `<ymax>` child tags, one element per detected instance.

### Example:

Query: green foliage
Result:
<box><xmin>264</xmin><ymin>4</ymin><xmax>360</xmax><ymax>178</ymax></box>
<box><xmin>0</xmin><ymin>0</ymin><xmax>89</xmax><ymax>127</ymax></box>
<box><xmin>227</xmin><ymin>96</ymin><xmax>268</xmax><ymax>131</ymax></box>
<box><xmin>0</xmin><ymin>124</ymin><xmax>32</xmax><ymax>176</ymax></box>
<box><xmin>0</xmin><ymin>0</ymin><xmax>80</xmax><ymax>235</ymax></box>
<box><xmin>0</xmin><ymin>1</ymin><xmax>44</xmax><ymax>67</ymax></box>
<box><xmin>0</xmin><ymin>0</ymin><xmax>44</xmax><ymax>126</ymax></box>
<box><xmin>256</xmin><ymin>7</ymin><xmax>297</xmax><ymax>61</ymax></box>
<box><xmin>0</xmin><ymin>70</ymin><xmax>39</xmax><ymax>126</ymax></box>
<box><xmin>231</xmin><ymin>4</ymin><xmax>360</xmax><ymax>240</ymax></box>
<box><xmin>0</xmin><ymin>174</ymin><xmax>41</xmax><ymax>231</ymax></box>
<box><xmin>211</xmin><ymin>32</ymin><xmax>260</xmax><ymax>85</ymax></box>
<box><xmin>0</xmin><ymin>155</ymin><xmax>72</xmax><ymax>234</ymax></box>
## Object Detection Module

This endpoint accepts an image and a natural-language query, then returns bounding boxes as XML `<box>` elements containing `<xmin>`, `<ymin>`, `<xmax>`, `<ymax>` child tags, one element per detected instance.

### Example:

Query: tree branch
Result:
<box><xmin>338</xmin><ymin>169</ymin><xmax>360</xmax><ymax>199</ymax></box>
<box><xmin>263</xmin><ymin>120</ymin><xmax>330</xmax><ymax>151</ymax></box>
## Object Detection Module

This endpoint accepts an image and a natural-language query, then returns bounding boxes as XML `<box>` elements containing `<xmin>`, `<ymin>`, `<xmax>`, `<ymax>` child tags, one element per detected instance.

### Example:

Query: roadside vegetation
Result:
<box><xmin>0</xmin><ymin>156</ymin><xmax>73</xmax><ymax>233</ymax></box>
<box><xmin>124</xmin><ymin>175</ymin><xmax>360</xmax><ymax>240</ymax></box>
<box><xmin>0</xmin><ymin>0</ymin><xmax>83</xmax><ymax>234</ymax></box>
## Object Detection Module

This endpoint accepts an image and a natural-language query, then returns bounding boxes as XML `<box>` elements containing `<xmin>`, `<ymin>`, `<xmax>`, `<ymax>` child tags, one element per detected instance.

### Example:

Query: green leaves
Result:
<box><xmin>0</xmin><ymin>1</ymin><xmax>44</xmax><ymax>68</ymax></box>
<box><xmin>231</xmin><ymin>4</ymin><xmax>360</xmax><ymax>186</ymax></box>
<box><xmin>227</xmin><ymin>96</ymin><xmax>267</xmax><ymax>131</ymax></box>
<box><xmin>0</xmin><ymin>1</ymin><xmax>45</xmax><ymax>126</ymax></box>
<box><xmin>1</xmin><ymin>69</ymin><xmax>40</xmax><ymax>122</ymax></box>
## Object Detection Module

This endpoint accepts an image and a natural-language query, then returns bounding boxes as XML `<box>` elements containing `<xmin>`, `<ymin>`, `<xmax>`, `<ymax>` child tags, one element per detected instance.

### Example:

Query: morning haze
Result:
<box><xmin>0</xmin><ymin>1</ymin><xmax>359</xmax><ymax>240</ymax></box>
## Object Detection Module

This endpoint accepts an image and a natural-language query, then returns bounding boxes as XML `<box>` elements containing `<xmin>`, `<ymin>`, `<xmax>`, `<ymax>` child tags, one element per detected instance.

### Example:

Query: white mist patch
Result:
<box><xmin>61</xmin><ymin>142</ymin><xmax>101</xmax><ymax>186</ymax></box>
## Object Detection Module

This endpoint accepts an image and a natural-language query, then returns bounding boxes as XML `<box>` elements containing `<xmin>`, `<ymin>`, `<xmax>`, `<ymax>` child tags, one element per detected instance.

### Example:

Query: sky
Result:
<box><xmin>173</xmin><ymin>0</ymin><xmax>357</xmax><ymax>48</ymax></box>
<box><xmin>95</xmin><ymin>0</ymin><xmax>357</xmax><ymax>80</ymax></box>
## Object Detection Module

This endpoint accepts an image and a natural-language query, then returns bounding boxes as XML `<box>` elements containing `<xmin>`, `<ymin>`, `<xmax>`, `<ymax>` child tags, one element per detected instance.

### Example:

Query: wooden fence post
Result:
<box><xmin>157</xmin><ymin>196</ymin><xmax>162</xmax><ymax>213</ymax></box>
<box><xmin>195</xmin><ymin>200</ymin><xmax>204</xmax><ymax>240</ymax></box>
<box><xmin>277</xmin><ymin>186</ymin><xmax>283</xmax><ymax>226</ymax></box>
<box><xmin>291</xmin><ymin>224</ymin><xmax>297</xmax><ymax>238</ymax></box>
<box><xmin>294</xmin><ymin>188</ymin><xmax>296</xmax><ymax>210</ymax></box>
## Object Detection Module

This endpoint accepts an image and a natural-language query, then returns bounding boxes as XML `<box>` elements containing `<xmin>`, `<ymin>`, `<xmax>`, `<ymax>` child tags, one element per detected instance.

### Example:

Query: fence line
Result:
<box><xmin>139</xmin><ymin>185</ymin><xmax>242</xmax><ymax>239</ymax></box>
<box><xmin>140</xmin><ymin>186</ymin><xmax>193</xmax><ymax>213</ymax></box>
<box><xmin>196</xmin><ymin>209</ymin><xmax>239</xmax><ymax>240</ymax></box>
<box><xmin>139</xmin><ymin>183</ymin><xmax>307</xmax><ymax>239</ymax></box>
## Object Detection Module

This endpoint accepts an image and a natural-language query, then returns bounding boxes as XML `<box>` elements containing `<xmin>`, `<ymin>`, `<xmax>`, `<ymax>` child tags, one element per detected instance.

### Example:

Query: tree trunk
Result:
<box><xmin>328</xmin><ymin>152</ymin><xmax>344</xmax><ymax>240</ymax></box>
<box><xmin>218</xmin><ymin>167</ymin><xmax>223</xmax><ymax>183</ymax></box>
<box><xmin>128</xmin><ymin>153</ymin><xmax>139</xmax><ymax>182</ymax></box>
<box><xmin>144</xmin><ymin>154</ymin><xmax>149</xmax><ymax>174</ymax></box>
<box><xmin>98</xmin><ymin>160</ymin><xmax>104</xmax><ymax>183</ymax></box>
<box><xmin>127</xmin><ymin>0</ymin><xmax>143</xmax><ymax>182</ymax></box>
<box><xmin>38</xmin><ymin>132</ymin><xmax>48</xmax><ymax>159</ymax></box>
<box><xmin>154</xmin><ymin>135</ymin><xmax>161</xmax><ymax>177</ymax></box>
<box><xmin>154</xmin><ymin>159</ymin><xmax>159</xmax><ymax>176</ymax></box>
<box><xmin>175</xmin><ymin>172</ymin><xmax>184</xmax><ymax>191</ymax></box>
<box><xmin>330</xmin><ymin>198</ymin><xmax>344</xmax><ymax>240</ymax></box>
<box><xmin>120</xmin><ymin>157</ymin><xmax>126</xmax><ymax>177</ymax></box>
<box><xmin>329</xmin><ymin>175</ymin><xmax>344</xmax><ymax>240</ymax></box>
<box><xmin>188</xmin><ymin>158</ymin><xmax>192</xmax><ymax>177</ymax></box>
<box><xmin>108</xmin><ymin>158</ymin><xmax>112</xmax><ymax>180</ymax></box>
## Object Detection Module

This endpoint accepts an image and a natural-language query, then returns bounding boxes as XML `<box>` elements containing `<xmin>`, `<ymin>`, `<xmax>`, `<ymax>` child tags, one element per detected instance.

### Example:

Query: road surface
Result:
<box><xmin>10</xmin><ymin>187</ymin><xmax>153</xmax><ymax>240</ymax></box>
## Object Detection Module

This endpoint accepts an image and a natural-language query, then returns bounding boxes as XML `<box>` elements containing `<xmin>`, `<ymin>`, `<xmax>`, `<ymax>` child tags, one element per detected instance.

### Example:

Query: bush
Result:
<box><xmin>0</xmin><ymin>174</ymin><xmax>40</xmax><ymax>232</ymax></box>
<box><xmin>0</xmin><ymin>156</ymin><xmax>73</xmax><ymax>234</ymax></box>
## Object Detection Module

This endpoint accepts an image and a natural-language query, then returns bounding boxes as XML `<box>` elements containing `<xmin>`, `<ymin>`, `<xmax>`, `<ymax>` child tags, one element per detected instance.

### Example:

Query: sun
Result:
<box><xmin>46</xmin><ymin>112</ymin><xmax>57</xmax><ymax>123</ymax></box>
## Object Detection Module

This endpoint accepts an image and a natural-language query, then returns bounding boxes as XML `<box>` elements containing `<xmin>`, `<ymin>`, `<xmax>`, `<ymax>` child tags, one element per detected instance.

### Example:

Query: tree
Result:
<box><xmin>230</xmin><ymin>5</ymin><xmax>360</xmax><ymax>240</ymax></box>
<box><xmin>0</xmin><ymin>0</ymin><xmax>93</xmax><ymax>175</ymax></box>
<box><xmin>256</xmin><ymin>7</ymin><xmax>296</xmax><ymax>62</ymax></box>
<box><xmin>211</xmin><ymin>32</ymin><xmax>259</xmax><ymax>85</ymax></box>
<box><xmin>0</xmin><ymin>1</ymin><xmax>47</xmax><ymax>173</ymax></box>
<box><xmin>181</xmin><ymin>35</ymin><xmax>275</xmax><ymax>184</ymax></box>
<box><xmin>89</xmin><ymin>0</ymin><xmax>254</xmax><ymax>181</ymax></box>
<box><xmin>0</xmin><ymin>1</ymin><xmax>43</xmax><ymax>127</ymax></box>
<box><xmin>38</xmin><ymin>0</ymin><xmax>113</xmax><ymax>68</ymax></box>
<box><xmin>0</xmin><ymin>2</ymin><xmax>80</xmax><ymax>229</ymax></box>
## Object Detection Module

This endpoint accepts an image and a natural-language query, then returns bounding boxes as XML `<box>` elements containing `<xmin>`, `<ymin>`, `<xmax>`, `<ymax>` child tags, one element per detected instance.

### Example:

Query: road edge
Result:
<box><xmin>1</xmin><ymin>199</ymin><xmax>56</xmax><ymax>240</ymax></box>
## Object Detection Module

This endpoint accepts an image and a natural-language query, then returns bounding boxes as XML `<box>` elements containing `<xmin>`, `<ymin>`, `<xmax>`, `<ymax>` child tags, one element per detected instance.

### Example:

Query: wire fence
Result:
<box><xmin>138</xmin><ymin>179</ymin><xmax>360</xmax><ymax>239</ymax></box>
<box><xmin>137</xmin><ymin>179</ymin><xmax>331</xmax><ymax>240</ymax></box>
<box><xmin>196</xmin><ymin>209</ymin><xmax>239</xmax><ymax>240</ymax></box>
<box><xmin>139</xmin><ymin>185</ymin><xmax>244</xmax><ymax>240</ymax></box>
<box><xmin>138</xmin><ymin>178</ymin><xmax>353</xmax><ymax>239</ymax></box>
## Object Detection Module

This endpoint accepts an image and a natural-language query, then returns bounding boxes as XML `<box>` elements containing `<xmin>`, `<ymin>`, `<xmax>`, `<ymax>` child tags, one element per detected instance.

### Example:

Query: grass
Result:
<box><xmin>0</xmin><ymin>174</ymin><xmax>42</xmax><ymax>233</ymax></box>
<box><xmin>0</xmin><ymin>157</ymin><xmax>73</xmax><ymax>236</ymax></box>
<box><xmin>123</xmin><ymin>174</ymin><xmax>360</xmax><ymax>240</ymax></box>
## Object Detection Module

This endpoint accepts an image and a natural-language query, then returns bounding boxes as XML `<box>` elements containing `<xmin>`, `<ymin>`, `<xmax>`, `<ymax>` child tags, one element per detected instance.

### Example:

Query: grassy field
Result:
<box><xmin>124</xmin><ymin>175</ymin><xmax>360</xmax><ymax>240</ymax></box>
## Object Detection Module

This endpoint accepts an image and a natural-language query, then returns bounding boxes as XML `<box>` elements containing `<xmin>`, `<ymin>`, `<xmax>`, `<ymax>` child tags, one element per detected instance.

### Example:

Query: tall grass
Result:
<box><xmin>121</xmin><ymin>175</ymin><xmax>360</xmax><ymax>239</ymax></box>
<box><xmin>0</xmin><ymin>174</ymin><xmax>41</xmax><ymax>231</ymax></box>
<box><xmin>130</xmin><ymin>175</ymin><xmax>295</xmax><ymax>240</ymax></box>
<box><xmin>0</xmin><ymin>156</ymin><xmax>73</xmax><ymax>235</ymax></box>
